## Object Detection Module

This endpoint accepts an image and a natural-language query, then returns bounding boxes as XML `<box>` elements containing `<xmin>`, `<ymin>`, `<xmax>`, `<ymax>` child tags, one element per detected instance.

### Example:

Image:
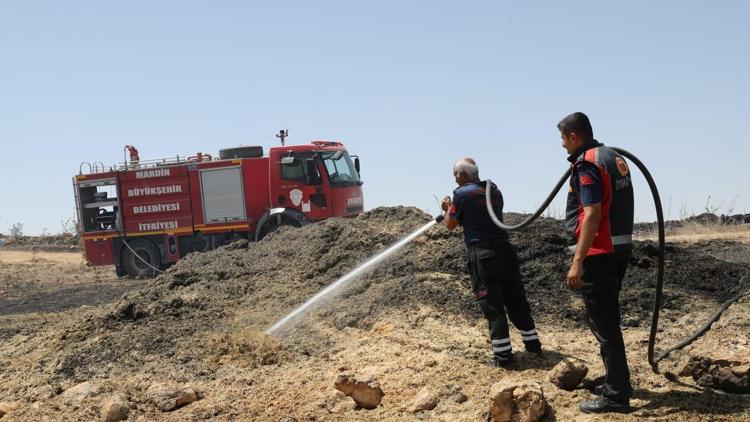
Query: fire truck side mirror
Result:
<box><xmin>354</xmin><ymin>156</ymin><xmax>361</xmax><ymax>174</ymax></box>
<box><xmin>280</xmin><ymin>156</ymin><xmax>296</xmax><ymax>166</ymax></box>
<box><xmin>305</xmin><ymin>159</ymin><xmax>322</xmax><ymax>185</ymax></box>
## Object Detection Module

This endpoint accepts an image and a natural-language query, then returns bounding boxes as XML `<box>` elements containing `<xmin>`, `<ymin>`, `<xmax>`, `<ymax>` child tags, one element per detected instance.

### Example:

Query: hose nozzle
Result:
<box><xmin>434</xmin><ymin>214</ymin><xmax>445</xmax><ymax>223</ymax></box>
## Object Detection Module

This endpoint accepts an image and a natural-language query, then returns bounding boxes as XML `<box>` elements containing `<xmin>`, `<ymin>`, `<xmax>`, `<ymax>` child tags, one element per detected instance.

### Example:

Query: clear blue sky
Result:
<box><xmin>1</xmin><ymin>1</ymin><xmax>748</xmax><ymax>235</ymax></box>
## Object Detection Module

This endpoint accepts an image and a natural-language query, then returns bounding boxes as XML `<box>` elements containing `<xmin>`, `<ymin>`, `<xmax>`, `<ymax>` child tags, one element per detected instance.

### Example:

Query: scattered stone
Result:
<box><xmin>33</xmin><ymin>385</ymin><xmax>56</xmax><ymax>400</ymax></box>
<box><xmin>580</xmin><ymin>374</ymin><xmax>605</xmax><ymax>391</ymax></box>
<box><xmin>62</xmin><ymin>381</ymin><xmax>101</xmax><ymax>404</ymax></box>
<box><xmin>322</xmin><ymin>390</ymin><xmax>357</xmax><ymax>414</ymax></box>
<box><xmin>413</xmin><ymin>357</ymin><xmax>438</xmax><ymax>371</ymax></box>
<box><xmin>100</xmin><ymin>397</ymin><xmax>129</xmax><ymax>422</ymax></box>
<box><xmin>408</xmin><ymin>387</ymin><xmax>437</xmax><ymax>413</ymax></box>
<box><xmin>452</xmin><ymin>392</ymin><xmax>468</xmax><ymax>404</ymax></box>
<box><xmin>436</xmin><ymin>383</ymin><xmax>468</xmax><ymax>404</ymax></box>
<box><xmin>548</xmin><ymin>358</ymin><xmax>589</xmax><ymax>390</ymax></box>
<box><xmin>224</xmin><ymin>239</ymin><xmax>249</xmax><ymax>250</ymax></box>
<box><xmin>489</xmin><ymin>382</ymin><xmax>513</xmax><ymax>422</ymax></box>
<box><xmin>489</xmin><ymin>380</ymin><xmax>545</xmax><ymax>422</ymax></box>
<box><xmin>679</xmin><ymin>352</ymin><xmax>750</xmax><ymax>393</ymax></box>
<box><xmin>333</xmin><ymin>374</ymin><xmax>384</xmax><ymax>409</ymax></box>
<box><xmin>513</xmin><ymin>383</ymin><xmax>546</xmax><ymax>422</ymax></box>
<box><xmin>146</xmin><ymin>383</ymin><xmax>199</xmax><ymax>412</ymax></box>
<box><xmin>111</xmin><ymin>301</ymin><xmax>148</xmax><ymax>321</ymax></box>
<box><xmin>623</xmin><ymin>317</ymin><xmax>641</xmax><ymax>327</ymax></box>
<box><xmin>0</xmin><ymin>402</ymin><xmax>19</xmax><ymax>418</ymax></box>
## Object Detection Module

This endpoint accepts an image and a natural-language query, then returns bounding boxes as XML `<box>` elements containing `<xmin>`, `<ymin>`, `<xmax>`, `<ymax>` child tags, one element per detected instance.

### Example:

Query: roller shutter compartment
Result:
<box><xmin>200</xmin><ymin>167</ymin><xmax>247</xmax><ymax>223</ymax></box>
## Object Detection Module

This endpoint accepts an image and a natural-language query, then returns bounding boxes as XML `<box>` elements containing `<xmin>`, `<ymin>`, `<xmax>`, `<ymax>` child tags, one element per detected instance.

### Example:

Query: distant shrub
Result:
<box><xmin>9</xmin><ymin>222</ymin><xmax>23</xmax><ymax>239</ymax></box>
<box><xmin>61</xmin><ymin>217</ymin><xmax>80</xmax><ymax>237</ymax></box>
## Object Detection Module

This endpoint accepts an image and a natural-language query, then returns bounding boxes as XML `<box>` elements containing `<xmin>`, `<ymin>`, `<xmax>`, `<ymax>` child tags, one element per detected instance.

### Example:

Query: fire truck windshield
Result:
<box><xmin>321</xmin><ymin>151</ymin><xmax>361</xmax><ymax>186</ymax></box>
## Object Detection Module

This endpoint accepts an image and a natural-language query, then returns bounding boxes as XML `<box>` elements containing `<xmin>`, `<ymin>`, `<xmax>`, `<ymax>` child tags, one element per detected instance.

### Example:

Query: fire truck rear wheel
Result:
<box><xmin>122</xmin><ymin>239</ymin><xmax>161</xmax><ymax>278</ymax></box>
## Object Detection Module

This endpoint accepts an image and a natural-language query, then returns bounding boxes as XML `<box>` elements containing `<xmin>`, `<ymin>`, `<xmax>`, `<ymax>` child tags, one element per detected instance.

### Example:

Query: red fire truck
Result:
<box><xmin>73</xmin><ymin>135</ymin><xmax>363</xmax><ymax>277</ymax></box>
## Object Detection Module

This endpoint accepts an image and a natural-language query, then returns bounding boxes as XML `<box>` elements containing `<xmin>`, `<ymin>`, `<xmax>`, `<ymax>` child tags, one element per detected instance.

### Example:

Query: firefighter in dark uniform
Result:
<box><xmin>558</xmin><ymin>112</ymin><xmax>634</xmax><ymax>413</ymax></box>
<box><xmin>441</xmin><ymin>158</ymin><xmax>542</xmax><ymax>366</ymax></box>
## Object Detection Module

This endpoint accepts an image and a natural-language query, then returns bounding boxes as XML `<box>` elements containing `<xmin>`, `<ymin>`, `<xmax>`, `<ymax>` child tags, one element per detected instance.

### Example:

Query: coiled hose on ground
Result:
<box><xmin>484</xmin><ymin>146</ymin><xmax>749</xmax><ymax>374</ymax></box>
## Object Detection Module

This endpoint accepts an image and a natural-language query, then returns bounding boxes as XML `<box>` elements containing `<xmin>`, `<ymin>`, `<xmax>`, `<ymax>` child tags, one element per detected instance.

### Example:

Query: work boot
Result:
<box><xmin>491</xmin><ymin>352</ymin><xmax>514</xmax><ymax>368</ymax></box>
<box><xmin>526</xmin><ymin>345</ymin><xmax>543</xmax><ymax>357</ymax></box>
<box><xmin>579</xmin><ymin>396</ymin><xmax>630</xmax><ymax>414</ymax></box>
<box><xmin>593</xmin><ymin>384</ymin><xmax>633</xmax><ymax>397</ymax></box>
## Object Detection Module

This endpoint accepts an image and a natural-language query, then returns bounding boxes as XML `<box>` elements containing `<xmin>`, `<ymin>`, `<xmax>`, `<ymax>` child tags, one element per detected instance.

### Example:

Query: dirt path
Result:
<box><xmin>635</xmin><ymin>225</ymin><xmax>750</xmax><ymax>244</ymax></box>
<box><xmin>0</xmin><ymin>250</ymin><xmax>83</xmax><ymax>264</ymax></box>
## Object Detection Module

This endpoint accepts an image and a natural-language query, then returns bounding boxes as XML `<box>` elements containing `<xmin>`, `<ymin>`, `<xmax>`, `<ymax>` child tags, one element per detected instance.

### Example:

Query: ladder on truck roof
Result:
<box><xmin>78</xmin><ymin>153</ymin><xmax>214</xmax><ymax>175</ymax></box>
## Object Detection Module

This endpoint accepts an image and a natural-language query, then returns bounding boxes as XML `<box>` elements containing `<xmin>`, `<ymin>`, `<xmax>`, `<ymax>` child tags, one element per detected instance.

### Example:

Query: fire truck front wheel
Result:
<box><xmin>122</xmin><ymin>239</ymin><xmax>162</xmax><ymax>278</ymax></box>
<box><xmin>256</xmin><ymin>215</ymin><xmax>302</xmax><ymax>241</ymax></box>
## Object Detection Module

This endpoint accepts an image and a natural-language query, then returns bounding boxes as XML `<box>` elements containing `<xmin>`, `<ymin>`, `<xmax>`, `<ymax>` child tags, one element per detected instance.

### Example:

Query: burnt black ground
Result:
<box><xmin>0</xmin><ymin>280</ymin><xmax>149</xmax><ymax>316</ymax></box>
<box><xmin>33</xmin><ymin>206</ymin><xmax>749</xmax><ymax>384</ymax></box>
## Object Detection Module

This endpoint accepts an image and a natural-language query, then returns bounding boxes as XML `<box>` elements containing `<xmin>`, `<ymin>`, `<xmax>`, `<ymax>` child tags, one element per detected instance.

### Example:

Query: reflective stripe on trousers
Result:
<box><xmin>492</xmin><ymin>338</ymin><xmax>511</xmax><ymax>353</ymax></box>
<box><xmin>519</xmin><ymin>328</ymin><xmax>539</xmax><ymax>342</ymax></box>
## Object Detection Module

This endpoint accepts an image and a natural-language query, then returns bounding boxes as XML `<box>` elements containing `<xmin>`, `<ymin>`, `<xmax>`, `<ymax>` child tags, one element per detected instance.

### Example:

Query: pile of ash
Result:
<box><xmin>42</xmin><ymin>207</ymin><xmax>749</xmax><ymax>382</ymax></box>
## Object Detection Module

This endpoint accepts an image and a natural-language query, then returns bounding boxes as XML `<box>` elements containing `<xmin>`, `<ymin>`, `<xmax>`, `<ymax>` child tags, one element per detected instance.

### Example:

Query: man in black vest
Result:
<box><xmin>559</xmin><ymin>112</ymin><xmax>634</xmax><ymax>413</ymax></box>
<box><xmin>441</xmin><ymin>157</ymin><xmax>542</xmax><ymax>367</ymax></box>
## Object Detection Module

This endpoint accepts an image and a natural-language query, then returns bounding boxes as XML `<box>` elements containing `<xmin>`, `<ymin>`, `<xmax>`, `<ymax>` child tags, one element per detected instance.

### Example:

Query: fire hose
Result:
<box><xmin>484</xmin><ymin>146</ymin><xmax>750</xmax><ymax>374</ymax></box>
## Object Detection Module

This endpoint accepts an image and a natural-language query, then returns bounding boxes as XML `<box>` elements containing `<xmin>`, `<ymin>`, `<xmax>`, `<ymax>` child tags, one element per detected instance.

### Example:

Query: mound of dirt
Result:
<box><xmin>25</xmin><ymin>207</ymin><xmax>748</xmax><ymax>383</ymax></box>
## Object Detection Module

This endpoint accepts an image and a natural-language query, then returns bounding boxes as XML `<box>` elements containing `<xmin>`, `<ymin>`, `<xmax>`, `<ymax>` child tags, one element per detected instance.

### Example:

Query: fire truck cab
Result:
<box><xmin>74</xmin><ymin>139</ymin><xmax>363</xmax><ymax>277</ymax></box>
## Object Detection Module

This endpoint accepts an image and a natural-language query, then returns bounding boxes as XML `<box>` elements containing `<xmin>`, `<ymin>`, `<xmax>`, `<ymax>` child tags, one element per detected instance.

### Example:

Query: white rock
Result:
<box><xmin>322</xmin><ymin>390</ymin><xmax>357</xmax><ymax>414</ymax></box>
<box><xmin>62</xmin><ymin>382</ymin><xmax>101</xmax><ymax>404</ymax></box>
<box><xmin>409</xmin><ymin>387</ymin><xmax>437</xmax><ymax>413</ymax></box>
<box><xmin>146</xmin><ymin>383</ymin><xmax>198</xmax><ymax>412</ymax></box>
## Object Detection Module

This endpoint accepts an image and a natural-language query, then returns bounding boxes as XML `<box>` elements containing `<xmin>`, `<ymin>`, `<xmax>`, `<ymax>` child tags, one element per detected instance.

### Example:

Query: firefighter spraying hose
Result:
<box><xmin>484</xmin><ymin>146</ymin><xmax>749</xmax><ymax>376</ymax></box>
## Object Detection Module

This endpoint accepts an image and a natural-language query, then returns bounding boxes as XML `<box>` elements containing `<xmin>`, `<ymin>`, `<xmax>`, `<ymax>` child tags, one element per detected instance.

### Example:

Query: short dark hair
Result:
<box><xmin>557</xmin><ymin>112</ymin><xmax>593</xmax><ymax>142</ymax></box>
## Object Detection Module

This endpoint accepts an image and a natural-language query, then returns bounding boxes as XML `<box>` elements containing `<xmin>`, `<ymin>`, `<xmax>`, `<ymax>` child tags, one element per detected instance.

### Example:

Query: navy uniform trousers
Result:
<box><xmin>467</xmin><ymin>242</ymin><xmax>541</xmax><ymax>357</ymax></box>
<box><xmin>581</xmin><ymin>250</ymin><xmax>632</xmax><ymax>403</ymax></box>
